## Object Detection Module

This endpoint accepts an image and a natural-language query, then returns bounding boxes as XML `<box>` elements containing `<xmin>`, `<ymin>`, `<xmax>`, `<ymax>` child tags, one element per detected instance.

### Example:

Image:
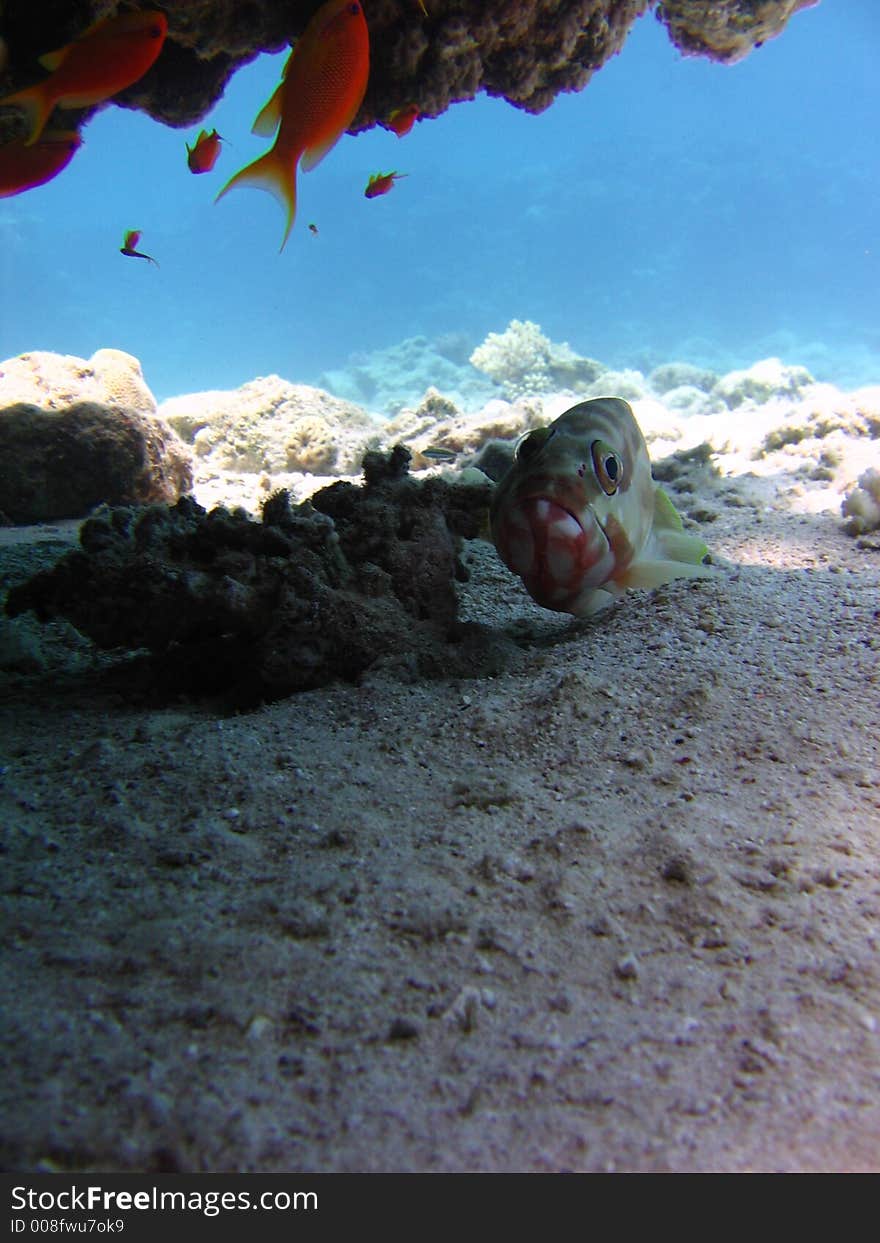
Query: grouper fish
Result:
<box><xmin>490</xmin><ymin>397</ymin><xmax>713</xmax><ymax>617</ymax></box>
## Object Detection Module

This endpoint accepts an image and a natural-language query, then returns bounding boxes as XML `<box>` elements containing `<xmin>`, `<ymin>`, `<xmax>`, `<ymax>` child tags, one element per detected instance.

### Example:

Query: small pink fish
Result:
<box><xmin>186</xmin><ymin>128</ymin><xmax>224</xmax><ymax>174</ymax></box>
<box><xmin>364</xmin><ymin>170</ymin><xmax>406</xmax><ymax>199</ymax></box>
<box><xmin>120</xmin><ymin>229</ymin><xmax>159</xmax><ymax>267</ymax></box>
<box><xmin>386</xmin><ymin>104</ymin><xmax>419</xmax><ymax>137</ymax></box>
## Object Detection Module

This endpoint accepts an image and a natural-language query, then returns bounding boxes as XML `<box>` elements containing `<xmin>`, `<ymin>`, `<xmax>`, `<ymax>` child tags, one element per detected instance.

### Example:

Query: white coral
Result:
<box><xmin>714</xmin><ymin>357</ymin><xmax>814</xmax><ymax>409</ymax></box>
<box><xmin>841</xmin><ymin>467</ymin><xmax>880</xmax><ymax>535</ymax></box>
<box><xmin>469</xmin><ymin>319</ymin><xmax>553</xmax><ymax>398</ymax></box>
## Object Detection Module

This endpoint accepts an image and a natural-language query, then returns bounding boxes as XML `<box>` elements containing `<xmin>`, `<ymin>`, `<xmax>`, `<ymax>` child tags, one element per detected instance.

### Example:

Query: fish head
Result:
<box><xmin>489</xmin><ymin>397</ymin><xmax>655</xmax><ymax>613</ymax></box>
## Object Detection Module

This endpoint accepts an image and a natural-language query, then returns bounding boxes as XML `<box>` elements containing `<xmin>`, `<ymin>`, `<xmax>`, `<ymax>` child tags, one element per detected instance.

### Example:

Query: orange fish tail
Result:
<box><xmin>0</xmin><ymin>82</ymin><xmax>53</xmax><ymax>146</ymax></box>
<box><xmin>215</xmin><ymin>147</ymin><xmax>298</xmax><ymax>251</ymax></box>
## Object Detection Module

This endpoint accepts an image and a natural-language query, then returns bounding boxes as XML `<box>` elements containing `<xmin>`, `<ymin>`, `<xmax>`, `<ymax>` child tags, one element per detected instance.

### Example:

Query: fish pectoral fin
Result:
<box><xmin>569</xmin><ymin>586</ymin><xmax>618</xmax><ymax>617</ymax></box>
<box><xmin>650</xmin><ymin>525</ymin><xmax>710</xmax><ymax>567</ymax></box>
<box><xmin>652</xmin><ymin>485</ymin><xmax>685</xmax><ymax>533</ymax></box>
<box><xmin>38</xmin><ymin>48</ymin><xmax>68</xmax><ymax>71</ymax></box>
<box><xmin>616</xmin><ymin>557</ymin><xmax>714</xmax><ymax>593</ymax></box>
<box><xmin>251</xmin><ymin>82</ymin><xmax>284</xmax><ymax>137</ymax></box>
<box><xmin>649</xmin><ymin>486</ymin><xmax>710</xmax><ymax>565</ymax></box>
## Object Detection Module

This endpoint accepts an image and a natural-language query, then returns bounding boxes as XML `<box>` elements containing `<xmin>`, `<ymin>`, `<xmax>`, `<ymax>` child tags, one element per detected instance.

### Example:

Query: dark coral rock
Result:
<box><xmin>0</xmin><ymin>400</ymin><xmax>193</xmax><ymax>524</ymax></box>
<box><xmin>654</xmin><ymin>0</ymin><xmax>817</xmax><ymax>63</ymax></box>
<box><xmin>0</xmin><ymin>1</ymin><xmax>814</xmax><ymax>143</ymax></box>
<box><xmin>5</xmin><ymin>451</ymin><xmax>498</xmax><ymax>702</ymax></box>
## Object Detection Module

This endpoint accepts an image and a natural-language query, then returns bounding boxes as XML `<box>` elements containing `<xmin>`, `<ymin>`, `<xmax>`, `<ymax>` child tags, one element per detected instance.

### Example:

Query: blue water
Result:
<box><xmin>1</xmin><ymin>1</ymin><xmax>878</xmax><ymax>403</ymax></box>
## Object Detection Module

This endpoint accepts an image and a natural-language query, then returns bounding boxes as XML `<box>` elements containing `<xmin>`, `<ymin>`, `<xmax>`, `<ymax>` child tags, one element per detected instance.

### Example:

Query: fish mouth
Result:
<box><xmin>494</xmin><ymin>494</ymin><xmax>615</xmax><ymax>607</ymax></box>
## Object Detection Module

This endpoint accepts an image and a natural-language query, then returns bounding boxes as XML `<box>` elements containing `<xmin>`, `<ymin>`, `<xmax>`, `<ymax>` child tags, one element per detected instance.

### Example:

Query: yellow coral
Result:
<box><xmin>284</xmin><ymin>415</ymin><xmax>338</xmax><ymax>473</ymax></box>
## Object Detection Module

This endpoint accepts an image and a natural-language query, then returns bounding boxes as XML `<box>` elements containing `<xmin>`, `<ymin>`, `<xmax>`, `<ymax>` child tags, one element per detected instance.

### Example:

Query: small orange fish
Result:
<box><xmin>186</xmin><ymin>128</ymin><xmax>224</xmax><ymax>174</ymax></box>
<box><xmin>0</xmin><ymin>130</ymin><xmax>82</xmax><ymax>198</ymax></box>
<box><xmin>120</xmin><ymin>229</ymin><xmax>159</xmax><ymax>267</ymax></box>
<box><xmin>0</xmin><ymin>12</ymin><xmax>168</xmax><ymax>146</ymax></box>
<box><xmin>216</xmin><ymin>0</ymin><xmax>370</xmax><ymax>251</ymax></box>
<box><xmin>386</xmin><ymin>104</ymin><xmax>419</xmax><ymax>137</ymax></box>
<box><xmin>364</xmin><ymin>170</ymin><xmax>406</xmax><ymax>199</ymax></box>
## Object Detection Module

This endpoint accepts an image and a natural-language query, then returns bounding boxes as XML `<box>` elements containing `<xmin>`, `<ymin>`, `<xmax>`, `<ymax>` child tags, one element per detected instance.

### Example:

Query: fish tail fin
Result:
<box><xmin>0</xmin><ymin>82</ymin><xmax>53</xmax><ymax>145</ymax></box>
<box><xmin>215</xmin><ymin>147</ymin><xmax>297</xmax><ymax>251</ymax></box>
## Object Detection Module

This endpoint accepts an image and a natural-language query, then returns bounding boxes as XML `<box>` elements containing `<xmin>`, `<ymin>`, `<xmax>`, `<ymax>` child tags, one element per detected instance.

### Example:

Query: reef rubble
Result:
<box><xmin>0</xmin><ymin>349</ymin><xmax>192</xmax><ymax>524</ymax></box>
<box><xmin>4</xmin><ymin>446</ymin><xmax>501</xmax><ymax>704</ymax></box>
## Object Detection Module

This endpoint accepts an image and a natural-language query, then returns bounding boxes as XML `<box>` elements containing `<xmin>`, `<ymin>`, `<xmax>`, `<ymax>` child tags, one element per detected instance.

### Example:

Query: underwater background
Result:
<box><xmin>0</xmin><ymin>0</ymin><xmax>877</xmax><ymax>408</ymax></box>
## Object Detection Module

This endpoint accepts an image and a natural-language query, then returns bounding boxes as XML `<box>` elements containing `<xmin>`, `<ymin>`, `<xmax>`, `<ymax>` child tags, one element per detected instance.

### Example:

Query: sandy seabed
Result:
<box><xmin>1</xmin><ymin>393</ymin><xmax>879</xmax><ymax>1173</ymax></box>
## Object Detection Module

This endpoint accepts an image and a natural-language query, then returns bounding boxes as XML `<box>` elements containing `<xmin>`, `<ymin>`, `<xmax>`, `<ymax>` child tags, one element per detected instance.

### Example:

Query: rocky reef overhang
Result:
<box><xmin>0</xmin><ymin>0</ymin><xmax>818</xmax><ymax>143</ymax></box>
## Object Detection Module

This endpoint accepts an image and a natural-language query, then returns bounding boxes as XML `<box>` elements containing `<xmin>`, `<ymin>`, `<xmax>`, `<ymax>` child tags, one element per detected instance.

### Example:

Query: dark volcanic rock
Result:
<box><xmin>0</xmin><ymin>400</ymin><xmax>193</xmax><ymax>524</ymax></box>
<box><xmin>5</xmin><ymin>449</ymin><xmax>501</xmax><ymax>702</ymax></box>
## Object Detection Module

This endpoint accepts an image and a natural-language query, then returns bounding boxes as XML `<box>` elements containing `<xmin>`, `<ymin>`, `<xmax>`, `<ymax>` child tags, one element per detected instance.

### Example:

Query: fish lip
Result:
<box><xmin>514</xmin><ymin>491</ymin><xmax>601</xmax><ymax>541</ymax></box>
<box><xmin>498</xmin><ymin>491</ymin><xmax>613</xmax><ymax>605</ymax></box>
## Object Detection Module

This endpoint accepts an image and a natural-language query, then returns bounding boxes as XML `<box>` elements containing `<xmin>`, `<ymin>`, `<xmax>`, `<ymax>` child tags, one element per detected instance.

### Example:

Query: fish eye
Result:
<box><xmin>591</xmin><ymin>440</ymin><xmax>623</xmax><ymax>495</ymax></box>
<box><xmin>149</xmin><ymin>25</ymin><xmax>163</xmax><ymax>38</ymax></box>
<box><xmin>515</xmin><ymin>426</ymin><xmax>554</xmax><ymax>463</ymax></box>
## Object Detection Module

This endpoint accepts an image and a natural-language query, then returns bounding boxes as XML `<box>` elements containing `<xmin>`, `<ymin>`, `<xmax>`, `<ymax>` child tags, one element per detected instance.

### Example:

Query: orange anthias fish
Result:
<box><xmin>120</xmin><ymin>229</ymin><xmax>159</xmax><ymax>267</ymax></box>
<box><xmin>0</xmin><ymin>130</ymin><xmax>82</xmax><ymax>198</ymax></box>
<box><xmin>216</xmin><ymin>0</ymin><xmax>370</xmax><ymax>251</ymax></box>
<box><xmin>386</xmin><ymin>104</ymin><xmax>419</xmax><ymax>137</ymax></box>
<box><xmin>186</xmin><ymin>128</ymin><xmax>223</xmax><ymax>174</ymax></box>
<box><xmin>0</xmin><ymin>12</ymin><xmax>168</xmax><ymax>146</ymax></box>
<box><xmin>364</xmin><ymin>170</ymin><xmax>406</xmax><ymax>199</ymax></box>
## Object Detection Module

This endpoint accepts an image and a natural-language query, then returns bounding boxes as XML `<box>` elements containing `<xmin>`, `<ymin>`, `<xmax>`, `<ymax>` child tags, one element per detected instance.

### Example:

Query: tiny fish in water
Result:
<box><xmin>186</xmin><ymin>128</ymin><xmax>224</xmax><ymax>173</ymax></box>
<box><xmin>420</xmin><ymin>445</ymin><xmax>457</xmax><ymax>463</ymax></box>
<box><xmin>308</xmin><ymin>222</ymin><xmax>319</xmax><ymax>235</ymax></box>
<box><xmin>386</xmin><ymin>104</ymin><xmax>419</xmax><ymax>137</ymax></box>
<box><xmin>364</xmin><ymin>170</ymin><xmax>406</xmax><ymax>199</ymax></box>
<box><xmin>216</xmin><ymin>0</ymin><xmax>369</xmax><ymax>251</ymax></box>
<box><xmin>490</xmin><ymin>397</ymin><xmax>713</xmax><ymax>616</ymax></box>
<box><xmin>0</xmin><ymin>129</ymin><xmax>81</xmax><ymax>197</ymax></box>
<box><xmin>0</xmin><ymin>12</ymin><xmax>167</xmax><ymax>146</ymax></box>
<box><xmin>120</xmin><ymin>229</ymin><xmax>159</xmax><ymax>267</ymax></box>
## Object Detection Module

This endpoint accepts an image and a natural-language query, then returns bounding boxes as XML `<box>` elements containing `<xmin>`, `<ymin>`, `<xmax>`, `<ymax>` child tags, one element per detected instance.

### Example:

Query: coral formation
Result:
<box><xmin>5</xmin><ymin>448</ymin><xmax>499</xmax><ymax>702</ymax></box>
<box><xmin>841</xmin><ymin>467</ymin><xmax>880</xmax><ymax>536</ymax></box>
<box><xmin>283</xmin><ymin>415</ymin><xmax>339</xmax><ymax>474</ymax></box>
<box><xmin>317</xmin><ymin>335</ymin><xmax>494</xmax><ymax>415</ymax></box>
<box><xmin>469</xmin><ymin>319</ymin><xmax>602</xmax><ymax>400</ymax></box>
<box><xmin>655</xmin><ymin>0</ymin><xmax>817</xmax><ymax>64</ymax></box>
<box><xmin>0</xmin><ymin>350</ymin><xmax>191</xmax><ymax>522</ymax></box>
<box><xmin>160</xmin><ymin>376</ymin><xmax>377</xmax><ymax>475</ymax></box>
<box><xmin>0</xmin><ymin>1</ymin><xmax>811</xmax><ymax>143</ymax></box>
<box><xmin>583</xmin><ymin>367</ymin><xmax>647</xmax><ymax>403</ymax></box>
<box><xmin>758</xmin><ymin>385</ymin><xmax>872</xmax><ymax>455</ymax></box>
<box><xmin>0</xmin><ymin>348</ymin><xmax>157</xmax><ymax>414</ymax></box>
<box><xmin>713</xmin><ymin>357</ymin><xmax>814</xmax><ymax>409</ymax></box>
<box><xmin>384</xmin><ymin>392</ymin><xmax>545</xmax><ymax>467</ymax></box>
<box><xmin>648</xmin><ymin>361</ymin><xmax>718</xmax><ymax>395</ymax></box>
